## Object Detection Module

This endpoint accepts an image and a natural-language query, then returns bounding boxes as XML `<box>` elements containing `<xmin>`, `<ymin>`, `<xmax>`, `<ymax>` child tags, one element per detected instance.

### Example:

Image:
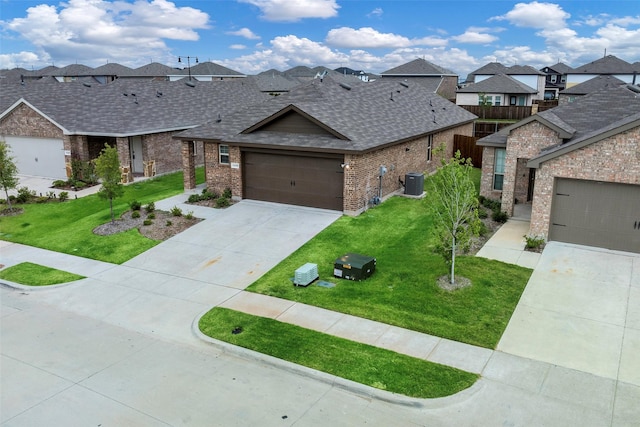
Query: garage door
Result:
<box><xmin>549</xmin><ymin>178</ymin><xmax>640</xmax><ymax>253</ymax></box>
<box><xmin>243</xmin><ymin>151</ymin><xmax>344</xmax><ymax>211</ymax></box>
<box><xmin>5</xmin><ymin>136</ymin><xmax>66</xmax><ymax>179</ymax></box>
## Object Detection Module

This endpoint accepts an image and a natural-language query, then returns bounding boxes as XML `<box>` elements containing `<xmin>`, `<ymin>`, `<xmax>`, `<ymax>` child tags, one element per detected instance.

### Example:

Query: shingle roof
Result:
<box><xmin>248</xmin><ymin>74</ymin><xmax>301</xmax><ymax>92</ymax></box>
<box><xmin>184</xmin><ymin>61</ymin><xmax>244</xmax><ymax>76</ymax></box>
<box><xmin>570</xmin><ymin>55</ymin><xmax>636</xmax><ymax>74</ymax></box>
<box><xmin>53</xmin><ymin>64</ymin><xmax>95</xmax><ymax>76</ymax></box>
<box><xmin>457</xmin><ymin>74</ymin><xmax>537</xmax><ymax>94</ymax></box>
<box><xmin>381</xmin><ymin>58</ymin><xmax>456</xmax><ymax>76</ymax></box>
<box><xmin>91</xmin><ymin>63</ymin><xmax>134</xmax><ymax>76</ymax></box>
<box><xmin>174</xmin><ymin>76</ymin><xmax>477</xmax><ymax>153</ymax></box>
<box><xmin>0</xmin><ymin>79</ymin><xmax>270</xmax><ymax>136</ymax></box>
<box><xmin>131</xmin><ymin>62</ymin><xmax>176</xmax><ymax>77</ymax></box>
<box><xmin>542</xmin><ymin>62</ymin><xmax>573</xmax><ymax>74</ymax></box>
<box><xmin>506</xmin><ymin>65</ymin><xmax>546</xmax><ymax>76</ymax></box>
<box><xmin>561</xmin><ymin>75</ymin><xmax>626</xmax><ymax>95</ymax></box>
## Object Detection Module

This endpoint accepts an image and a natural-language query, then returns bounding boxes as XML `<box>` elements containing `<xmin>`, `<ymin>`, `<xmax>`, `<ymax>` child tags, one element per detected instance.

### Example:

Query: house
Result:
<box><xmin>565</xmin><ymin>55</ymin><xmax>637</xmax><ymax>88</ymax></box>
<box><xmin>558</xmin><ymin>75</ymin><xmax>626</xmax><ymax>105</ymax></box>
<box><xmin>167</xmin><ymin>61</ymin><xmax>246</xmax><ymax>82</ymax></box>
<box><xmin>540</xmin><ymin>62</ymin><xmax>573</xmax><ymax>100</ymax></box>
<box><xmin>0</xmin><ymin>78</ymin><xmax>268</xmax><ymax>180</ymax></box>
<box><xmin>463</xmin><ymin>63</ymin><xmax>546</xmax><ymax>101</ymax></box>
<box><xmin>174</xmin><ymin>76</ymin><xmax>477</xmax><ymax>215</ymax></box>
<box><xmin>456</xmin><ymin>73</ymin><xmax>538</xmax><ymax>107</ymax></box>
<box><xmin>477</xmin><ymin>84</ymin><xmax>640</xmax><ymax>254</ymax></box>
<box><xmin>380</xmin><ymin>58</ymin><xmax>459</xmax><ymax>100</ymax></box>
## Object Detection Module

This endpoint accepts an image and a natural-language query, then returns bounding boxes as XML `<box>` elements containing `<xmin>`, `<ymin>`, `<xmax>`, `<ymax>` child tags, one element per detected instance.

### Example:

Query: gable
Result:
<box><xmin>0</xmin><ymin>101</ymin><xmax>65</xmax><ymax>138</ymax></box>
<box><xmin>242</xmin><ymin>105</ymin><xmax>349</xmax><ymax>140</ymax></box>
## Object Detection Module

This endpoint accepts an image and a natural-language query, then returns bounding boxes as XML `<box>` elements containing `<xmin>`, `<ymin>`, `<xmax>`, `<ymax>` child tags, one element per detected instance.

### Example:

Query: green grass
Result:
<box><xmin>199</xmin><ymin>308</ymin><xmax>478</xmax><ymax>398</ymax></box>
<box><xmin>0</xmin><ymin>262</ymin><xmax>85</xmax><ymax>286</ymax></box>
<box><xmin>247</xmin><ymin>169</ymin><xmax>531</xmax><ymax>349</ymax></box>
<box><xmin>0</xmin><ymin>168</ymin><xmax>204</xmax><ymax>264</ymax></box>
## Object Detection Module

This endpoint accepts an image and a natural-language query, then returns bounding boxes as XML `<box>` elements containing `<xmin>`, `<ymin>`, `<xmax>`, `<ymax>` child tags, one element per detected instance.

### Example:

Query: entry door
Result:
<box><xmin>129</xmin><ymin>136</ymin><xmax>144</xmax><ymax>173</ymax></box>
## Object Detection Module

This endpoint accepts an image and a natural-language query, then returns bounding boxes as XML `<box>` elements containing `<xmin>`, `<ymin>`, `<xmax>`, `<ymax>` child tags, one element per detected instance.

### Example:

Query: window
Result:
<box><xmin>494</xmin><ymin>95</ymin><xmax>501</xmax><ymax>106</ymax></box>
<box><xmin>191</xmin><ymin>141</ymin><xmax>197</xmax><ymax>156</ymax></box>
<box><xmin>493</xmin><ymin>148</ymin><xmax>506</xmax><ymax>191</ymax></box>
<box><xmin>219</xmin><ymin>144</ymin><xmax>230</xmax><ymax>164</ymax></box>
<box><xmin>550</xmin><ymin>75</ymin><xmax>557</xmax><ymax>83</ymax></box>
<box><xmin>509</xmin><ymin>96</ymin><xmax>517</xmax><ymax>106</ymax></box>
<box><xmin>561</xmin><ymin>76</ymin><xmax>566</xmax><ymax>83</ymax></box>
<box><xmin>518</xmin><ymin>96</ymin><xmax>525</xmax><ymax>106</ymax></box>
<box><xmin>427</xmin><ymin>135</ymin><xmax>433</xmax><ymax>161</ymax></box>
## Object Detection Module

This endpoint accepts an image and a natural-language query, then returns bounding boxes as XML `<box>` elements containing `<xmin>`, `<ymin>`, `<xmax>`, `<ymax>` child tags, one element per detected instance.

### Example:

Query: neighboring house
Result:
<box><xmin>0</xmin><ymin>78</ymin><xmax>268</xmax><ymax>180</ymax></box>
<box><xmin>477</xmin><ymin>84</ymin><xmax>640</xmax><ymax>254</ymax></box>
<box><xmin>558</xmin><ymin>75</ymin><xmax>626</xmax><ymax>105</ymax></box>
<box><xmin>463</xmin><ymin>63</ymin><xmax>546</xmax><ymax>101</ymax></box>
<box><xmin>540</xmin><ymin>62</ymin><xmax>573</xmax><ymax>100</ymax></box>
<box><xmin>565</xmin><ymin>55</ymin><xmax>637</xmax><ymax>88</ymax></box>
<box><xmin>167</xmin><ymin>61</ymin><xmax>246</xmax><ymax>82</ymax></box>
<box><xmin>456</xmin><ymin>73</ymin><xmax>537</xmax><ymax>106</ymax></box>
<box><xmin>174</xmin><ymin>76</ymin><xmax>477</xmax><ymax>215</ymax></box>
<box><xmin>380</xmin><ymin>58</ymin><xmax>459</xmax><ymax>100</ymax></box>
<box><xmin>334</xmin><ymin>67</ymin><xmax>370</xmax><ymax>82</ymax></box>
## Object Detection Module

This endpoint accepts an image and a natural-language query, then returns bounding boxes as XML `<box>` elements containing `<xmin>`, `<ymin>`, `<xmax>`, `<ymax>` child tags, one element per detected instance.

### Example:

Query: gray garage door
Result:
<box><xmin>549</xmin><ymin>178</ymin><xmax>640</xmax><ymax>253</ymax></box>
<box><xmin>243</xmin><ymin>151</ymin><xmax>344</xmax><ymax>211</ymax></box>
<box><xmin>5</xmin><ymin>136</ymin><xmax>66</xmax><ymax>179</ymax></box>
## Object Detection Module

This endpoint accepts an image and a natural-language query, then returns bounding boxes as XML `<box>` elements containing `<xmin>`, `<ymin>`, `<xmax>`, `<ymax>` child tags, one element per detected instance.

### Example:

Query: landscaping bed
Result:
<box><xmin>93</xmin><ymin>209</ymin><xmax>202</xmax><ymax>241</ymax></box>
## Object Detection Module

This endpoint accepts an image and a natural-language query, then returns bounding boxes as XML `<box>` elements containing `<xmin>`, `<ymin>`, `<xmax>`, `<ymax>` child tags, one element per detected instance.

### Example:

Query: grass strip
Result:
<box><xmin>199</xmin><ymin>307</ymin><xmax>478</xmax><ymax>399</ymax></box>
<box><xmin>0</xmin><ymin>262</ymin><xmax>85</xmax><ymax>286</ymax></box>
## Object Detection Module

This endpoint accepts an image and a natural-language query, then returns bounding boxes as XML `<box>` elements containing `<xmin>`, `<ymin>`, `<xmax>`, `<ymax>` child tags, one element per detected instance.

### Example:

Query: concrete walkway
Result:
<box><xmin>1</xmin><ymin>198</ymin><xmax>639</xmax><ymax>426</ymax></box>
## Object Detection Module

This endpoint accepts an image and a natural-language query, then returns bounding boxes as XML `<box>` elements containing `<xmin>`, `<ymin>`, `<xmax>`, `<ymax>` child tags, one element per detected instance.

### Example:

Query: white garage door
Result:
<box><xmin>5</xmin><ymin>136</ymin><xmax>66</xmax><ymax>180</ymax></box>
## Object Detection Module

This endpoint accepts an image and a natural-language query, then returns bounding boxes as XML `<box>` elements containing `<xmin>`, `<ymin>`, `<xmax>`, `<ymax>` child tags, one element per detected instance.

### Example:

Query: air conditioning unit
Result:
<box><xmin>294</xmin><ymin>263</ymin><xmax>319</xmax><ymax>287</ymax></box>
<box><xmin>405</xmin><ymin>172</ymin><xmax>424</xmax><ymax>196</ymax></box>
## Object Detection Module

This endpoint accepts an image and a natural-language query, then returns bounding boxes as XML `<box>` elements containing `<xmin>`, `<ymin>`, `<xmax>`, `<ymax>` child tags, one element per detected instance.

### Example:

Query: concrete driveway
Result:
<box><xmin>498</xmin><ymin>241</ymin><xmax>640</xmax><ymax>386</ymax></box>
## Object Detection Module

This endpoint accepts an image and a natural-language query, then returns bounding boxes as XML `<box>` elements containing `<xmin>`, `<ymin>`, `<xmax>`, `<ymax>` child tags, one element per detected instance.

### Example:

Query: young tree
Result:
<box><xmin>429</xmin><ymin>150</ymin><xmax>481</xmax><ymax>285</ymax></box>
<box><xmin>0</xmin><ymin>140</ymin><xmax>20</xmax><ymax>210</ymax></box>
<box><xmin>94</xmin><ymin>143</ymin><xmax>124</xmax><ymax>223</ymax></box>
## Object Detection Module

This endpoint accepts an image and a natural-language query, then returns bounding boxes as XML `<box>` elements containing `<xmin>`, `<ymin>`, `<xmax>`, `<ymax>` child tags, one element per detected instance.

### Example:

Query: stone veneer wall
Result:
<box><xmin>203</xmin><ymin>143</ymin><xmax>241</xmax><ymax>197</ymax></box>
<box><xmin>143</xmin><ymin>132</ymin><xmax>204</xmax><ymax>175</ymax></box>
<box><xmin>529</xmin><ymin>125</ymin><xmax>640</xmax><ymax>238</ymax></box>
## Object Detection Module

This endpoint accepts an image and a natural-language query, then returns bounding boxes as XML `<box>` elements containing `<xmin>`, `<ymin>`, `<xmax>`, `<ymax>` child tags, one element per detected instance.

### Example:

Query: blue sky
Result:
<box><xmin>1</xmin><ymin>0</ymin><xmax>639</xmax><ymax>76</ymax></box>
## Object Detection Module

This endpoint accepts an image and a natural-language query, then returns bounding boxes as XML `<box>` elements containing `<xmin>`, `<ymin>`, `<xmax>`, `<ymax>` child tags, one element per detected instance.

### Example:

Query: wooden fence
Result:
<box><xmin>474</xmin><ymin>122</ymin><xmax>513</xmax><ymax>139</ymax></box>
<box><xmin>460</xmin><ymin>105</ymin><xmax>532</xmax><ymax>120</ymax></box>
<box><xmin>453</xmin><ymin>134</ymin><xmax>482</xmax><ymax>168</ymax></box>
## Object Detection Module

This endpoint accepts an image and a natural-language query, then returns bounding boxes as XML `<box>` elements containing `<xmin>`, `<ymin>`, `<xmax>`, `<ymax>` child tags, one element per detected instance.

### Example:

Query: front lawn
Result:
<box><xmin>199</xmin><ymin>308</ymin><xmax>478</xmax><ymax>398</ymax></box>
<box><xmin>0</xmin><ymin>168</ymin><xmax>204</xmax><ymax>264</ymax></box>
<box><xmin>248</xmin><ymin>191</ymin><xmax>531</xmax><ymax>349</ymax></box>
<box><xmin>0</xmin><ymin>262</ymin><xmax>85</xmax><ymax>286</ymax></box>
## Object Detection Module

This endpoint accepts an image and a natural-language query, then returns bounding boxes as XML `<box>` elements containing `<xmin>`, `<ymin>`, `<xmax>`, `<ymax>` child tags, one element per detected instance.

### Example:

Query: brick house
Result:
<box><xmin>380</xmin><ymin>58</ymin><xmax>459</xmax><ymax>101</ymax></box>
<box><xmin>477</xmin><ymin>84</ymin><xmax>640</xmax><ymax>253</ymax></box>
<box><xmin>175</xmin><ymin>76</ymin><xmax>476</xmax><ymax>215</ymax></box>
<box><xmin>0</xmin><ymin>78</ymin><xmax>267</xmax><ymax>180</ymax></box>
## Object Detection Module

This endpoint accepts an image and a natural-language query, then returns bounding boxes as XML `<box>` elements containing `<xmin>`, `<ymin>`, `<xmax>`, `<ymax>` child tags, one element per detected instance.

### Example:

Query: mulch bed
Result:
<box><xmin>93</xmin><ymin>210</ymin><xmax>202</xmax><ymax>241</ymax></box>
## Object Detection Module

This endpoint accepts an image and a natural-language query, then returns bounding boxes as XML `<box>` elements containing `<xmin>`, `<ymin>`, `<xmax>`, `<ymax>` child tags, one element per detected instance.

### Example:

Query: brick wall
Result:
<box><xmin>0</xmin><ymin>103</ymin><xmax>63</xmax><ymax>139</ymax></box>
<box><xmin>530</xmin><ymin>125</ymin><xmax>640</xmax><ymax>238</ymax></box>
<box><xmin>501</xmin><ymin>121</ymin><xmax>562</xmax><ymax>215</ymax></box>
<box><xmin>203</xmin><ymin>142</ymin><xmax>240</xmax><ymax>197</ymax></box>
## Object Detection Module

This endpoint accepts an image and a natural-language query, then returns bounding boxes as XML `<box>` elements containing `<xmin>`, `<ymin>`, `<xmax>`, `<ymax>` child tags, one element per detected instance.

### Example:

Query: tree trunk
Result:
<box><xmin>450</xmin><ymin>237</ymin><xmax>456</xmax><ymax>284</ymax></box>
<box><xmin>109</xmin><ymin>198</ymin><xmax>114</xmax><ymax>223</ymax></box>
<box><xmin>4</xmin><ymin>188</ymin><xmax>11</xmax><ymax>210</ymax></box>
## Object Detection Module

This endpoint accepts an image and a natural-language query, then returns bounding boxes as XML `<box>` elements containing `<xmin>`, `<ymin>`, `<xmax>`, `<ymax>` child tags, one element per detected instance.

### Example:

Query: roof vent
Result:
<box><xmin>627</xmin><ymin>84</ymin><xmax>640</xmax><ymax>93</ymax></box>
<box><xmin>400</xmin><ymin>82</ymin><xmax>409</xmax><ymax>88</ymax></box>
<box><xmin>185</xmin><ymin>80</ymin><xmax>196</xmax><ymax>87</ymax></box>
<box><xmin>216</xmin><ymin>113</ymin><xmax>222</xmax><ymax>123</ymax></box>
<box><xmin>339</xmin><ymin>83</ymin><xmax>351</xmax><ymax>90</ymax></box>
<box><xmin>83</xmin><ymin>82</ymin><xmax>91</xmax><ymax>87</ymax></box>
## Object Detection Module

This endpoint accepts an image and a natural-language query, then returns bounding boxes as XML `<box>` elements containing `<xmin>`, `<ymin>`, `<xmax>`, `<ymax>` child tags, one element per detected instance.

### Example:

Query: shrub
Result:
<box><xmin>147</xmin><ymin>213</ymin><xmax>156</xmax><ymax>220</ymax></box>
<box><xmin>203</xmin><ymin>190</ymin><xmax>218</xmax><ymax>200</ymax></box>
<box><xmin>222</xmin><ymin>187</ymin><xmax>232</xmax><ymax>199</ymax></box>
<box><xmin>52</xmin><ymin>180</ymin><xmax>67</xmax><ymax>188</ymax></box>
<box><xmin>129</xmin><ymin>200</ymin><xmax>142</xmax><ymax>211</ymax></box>
<box><xmin>185</xmin><ymin>210</ymin><xmax>194</xmax><ymax>220</ymax></box>
<box><xmin>524</xmin><ymin>235</ymin><xmax>545</xmax><ymax>249</ymax></box>
<box><xmin>131</xmin><ymin>210</ymin><xmax>141</xmax><ymax>219</ymax></box>
<box><xmin>165</xmin><ymin>220</ymin><xmax>172</xmax><ymax>226</ymax></box>
<box><xmin>171</xmin><ymin>206</ymin><xmax>183</xmax><ymax>217</ymax></box>
<box><xmin>145</xmin><ymin>201</ymin><xmax>155</xmax><ymax>213</ymax></box>
<box><xmin>492</xmin><ymin>210</ymin><xmax>509</xmax><ymax>223</ymax></box>
<box><xmin>35</xmin><ymin>196</ymin><xmax>48</xmax><ymax>204</ymax></box>
<box><xmin>187</xmin><ymin>194</ymin><xmax>201</xmax><ymax>203</ymax></box>
<box><xmin>478</xmin><ymin>195</ymin><xmax>486</xmax><ymax>205</ymax></box>
<box><xmin>216</xmin><ymin>197</ymin><xmax>230</xmax><ymax>208</ymax></box>
<box><xmin>478</xmin><ymin>222</ymin><xmax>489</xmax><ymax>237</ymax></box>
<box><xmin>143</xmin><ymin>219</ymin><xmax>153</xmax><ymax>226</ymax></box>
<box><xmin>73</xmin><ymin>181</ymin><xmax>87</xmax><ymax>189</ymax></box>
<box><xmin>16</xmin><ymin>187</ymin><xmax>34</xmax><ymax>203</ymax></box>
<box><xmin>477</xmin><ymin>208</ymin><xmax>488</xmax><ymax>219</ymax></box>
<box><xmin>59</xmin><ymin>192</ymin><xmax>69</xmax><ymax>202</ymax></box>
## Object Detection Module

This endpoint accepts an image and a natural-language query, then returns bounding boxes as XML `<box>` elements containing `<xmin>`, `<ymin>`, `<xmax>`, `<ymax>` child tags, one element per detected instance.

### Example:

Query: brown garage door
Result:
<box><xmin>243</xmin><ymin>151</ymin><xmax>344</xmax><ymax>211</ymax></box>
<box><xmin>549</xmin><ymin>178</ymin><xmax>640</xmax><ymax>253</ymax></box>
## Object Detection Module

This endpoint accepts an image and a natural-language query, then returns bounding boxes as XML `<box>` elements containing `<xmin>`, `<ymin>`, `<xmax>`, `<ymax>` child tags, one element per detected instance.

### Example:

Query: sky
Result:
<box><xmin>1</xmin><ymin>0</ymin><xmax>639</xmax><ymax>77</ymax></box>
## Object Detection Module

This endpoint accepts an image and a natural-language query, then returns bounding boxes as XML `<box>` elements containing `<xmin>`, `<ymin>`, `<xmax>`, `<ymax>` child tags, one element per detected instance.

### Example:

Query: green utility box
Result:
<box><xmin>333</xmin><ymin>253</ymin><xmax>376</xmax><ymax>281</ymax></box>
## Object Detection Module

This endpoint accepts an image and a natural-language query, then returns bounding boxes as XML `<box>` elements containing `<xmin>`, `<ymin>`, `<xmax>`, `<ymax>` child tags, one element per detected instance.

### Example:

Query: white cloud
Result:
<box><xmin>367</xmin><ymin>8</ymin><xmax>383</xmax><ymax>18</ymax></box>
<box><xmin>238</xmin><ymin>0</ymin><xmax>339</xmax><ymax>22</ymax></box>
<box><xmin>0</xmin><ymin>51</ymin><xmax>43</xmax><ymax>69</ymax></box>
<box><xmin>491</xmin><ymin>1</ymin><xmax>569</xmax><ymax>29</ymax></box>
<box><xmin>230</xmin><ymin>44</ymin><xmax>247</xmax><ymax>50</ymax></box>
<box><xmin>227</xmin><ymin>27</ymin><xmax>260</xmax><ymax>40</ymax></box>
<box><xmin>452</xmin><ymin>31</ymin><xmax>498</xmax><ymax>44</ymax></box>
<box><xmin>325</xmin><ymin>27</ymin><xmax>446</xmax><ymax>49</ymax></box>
<box><xmin>3</xmin><ymin>0</ymin><xmax>210</xmax><ymax>67</ymax></box>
